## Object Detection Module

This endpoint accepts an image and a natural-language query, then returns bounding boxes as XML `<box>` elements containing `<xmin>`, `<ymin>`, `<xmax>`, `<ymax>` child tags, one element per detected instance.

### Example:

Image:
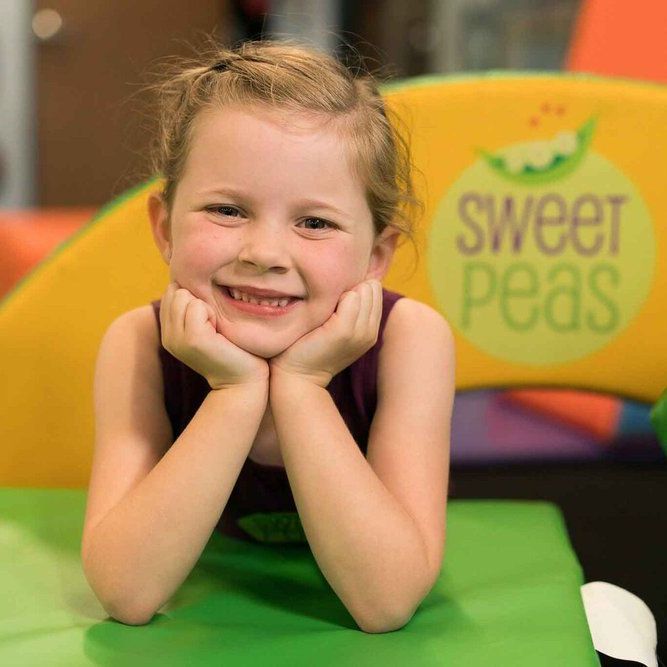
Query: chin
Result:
<box><xmin>223</xmin><ymin>329</ymin><xmax>294</xmax><ymax>360</ymax></box>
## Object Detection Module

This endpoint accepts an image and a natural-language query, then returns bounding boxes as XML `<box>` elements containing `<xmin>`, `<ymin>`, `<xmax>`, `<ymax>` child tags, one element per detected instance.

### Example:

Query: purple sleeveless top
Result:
<box><xmin>150</xmin><ymin>287</ymin><xmax>405</xmax><ymax>544</ymax></box>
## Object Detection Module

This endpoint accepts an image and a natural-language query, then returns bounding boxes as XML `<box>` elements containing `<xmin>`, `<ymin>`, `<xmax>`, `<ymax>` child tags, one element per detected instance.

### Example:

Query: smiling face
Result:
<box><xmin>149</xmin><ymin>104</ymin><xmax>397</xmax><ymax>359</ymax></box>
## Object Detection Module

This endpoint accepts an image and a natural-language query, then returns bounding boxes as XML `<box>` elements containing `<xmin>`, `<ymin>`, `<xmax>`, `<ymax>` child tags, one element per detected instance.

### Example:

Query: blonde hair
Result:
<box><xmin>142</xmin><ymin>38</ymin><xmax>423</xmax><ymax>265</ymax></box>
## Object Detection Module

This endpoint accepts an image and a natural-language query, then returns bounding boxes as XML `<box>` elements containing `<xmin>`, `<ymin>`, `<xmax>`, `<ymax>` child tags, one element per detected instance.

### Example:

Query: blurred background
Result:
<box><xmin>0</xmin><ymin>0</ymin><xmax>587</xmax><ymax>210</ymax></box>
<box><xmin>0</xmin><ymin>0</ymin><xmax>667</xmax><ymax>464</ymax></box>
<box><xmin>1</xmin><ymin>0</ymin><xmax>666</xmax><ymax>657</ymax></box>
<box><xmin>1</xmin><ymin>0</ymin><xmax>665</xmax><ymax>466</ymax></box>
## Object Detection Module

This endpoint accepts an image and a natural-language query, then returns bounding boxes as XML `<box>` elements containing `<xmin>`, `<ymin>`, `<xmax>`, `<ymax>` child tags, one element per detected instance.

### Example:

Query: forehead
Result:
<box><xmin>181</xmin><ymin>105</ymin><xmax>362</xmax><ymax>195</ymax></box>
<box><xmin>193</xmin><ymin>103</ymin><xmax>343</xmax><ymax>141</ymax></box>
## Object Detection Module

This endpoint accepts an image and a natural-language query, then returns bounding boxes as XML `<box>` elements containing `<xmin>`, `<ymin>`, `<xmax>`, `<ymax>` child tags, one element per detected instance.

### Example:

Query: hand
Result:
<box><xmin>159</xmin><ymin>282</ymin><xmax>270</xmax><ymax>389</ymax></box>
<box><xmin>269</xmin><ymin>279</ymin><xmax>383</xmax><ymax>388</ymax></box>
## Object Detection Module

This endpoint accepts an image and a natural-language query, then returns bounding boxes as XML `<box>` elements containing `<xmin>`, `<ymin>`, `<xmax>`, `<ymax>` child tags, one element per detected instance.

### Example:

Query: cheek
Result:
<box><xmin>171</xmin><ymin>232</ymin><xmax>224</xmax><ymax>277</ymax></box>
<box><xmin>309</xmin><ymin>245</ymin><xmax>366</xmax><ymax>291</ymax></box>
<box><xmin>183</xmin><ymin>231</ymin><xmax>221</xmax><ymax>261</ymax></box>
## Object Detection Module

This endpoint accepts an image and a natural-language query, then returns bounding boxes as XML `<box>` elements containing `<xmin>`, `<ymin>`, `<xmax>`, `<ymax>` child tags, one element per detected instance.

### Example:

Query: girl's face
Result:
<box><xmin>151</xmin><ymin>104</ymin><xmax>397</xmax><ymax>359</ymax></box>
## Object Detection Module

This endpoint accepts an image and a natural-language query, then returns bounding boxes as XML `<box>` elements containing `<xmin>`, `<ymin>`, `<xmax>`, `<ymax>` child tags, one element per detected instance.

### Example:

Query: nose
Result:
<box><xmin>237</xmin><ymin>221</ymin><xmax>290</xmax><ymax>273</ymax></box>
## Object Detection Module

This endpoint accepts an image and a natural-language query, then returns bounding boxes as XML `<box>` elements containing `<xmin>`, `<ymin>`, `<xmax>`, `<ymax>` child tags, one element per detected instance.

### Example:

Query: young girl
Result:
<box><xmin>81</xmin><ymin>39</ymin><xmax>455</xmax><ymax>634</ymax></box>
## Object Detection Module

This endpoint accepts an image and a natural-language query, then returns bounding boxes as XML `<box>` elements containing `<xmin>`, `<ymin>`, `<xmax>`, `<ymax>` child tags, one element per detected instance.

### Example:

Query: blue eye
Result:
<box><xmin>206</xmin><ymin>205</ymin><xmax>241</xmax><ymax>217</ymax></box>
<box><xmin>299</xmin><ymin>217</ymin><xmax>336</xmax><ymax>231</ymax></box>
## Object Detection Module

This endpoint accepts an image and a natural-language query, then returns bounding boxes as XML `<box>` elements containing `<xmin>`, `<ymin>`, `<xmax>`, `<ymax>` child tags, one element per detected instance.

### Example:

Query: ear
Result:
<box><xmin>365</xmin><ymin>226</ymin><xmax>401</xmax><ymax>281</ymax></box>
<box><xmin>147</xmin><ymin>191</ymin><xmax>172</xmax><ymax>265</ymax></box>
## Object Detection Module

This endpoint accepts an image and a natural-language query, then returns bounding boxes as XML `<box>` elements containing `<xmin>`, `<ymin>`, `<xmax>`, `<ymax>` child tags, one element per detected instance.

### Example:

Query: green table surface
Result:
<box><xmin>0</xmin><ymin>488</ymin><xmax>599</xmax><ymax>666</ymax></box>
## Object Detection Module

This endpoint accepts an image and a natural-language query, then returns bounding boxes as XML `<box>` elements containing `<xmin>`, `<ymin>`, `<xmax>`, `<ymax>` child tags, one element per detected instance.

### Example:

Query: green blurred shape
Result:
<box><xmin>650</xmin><ymin>389</ymin><xmax>667</xmax><ymax>456</ymax></box>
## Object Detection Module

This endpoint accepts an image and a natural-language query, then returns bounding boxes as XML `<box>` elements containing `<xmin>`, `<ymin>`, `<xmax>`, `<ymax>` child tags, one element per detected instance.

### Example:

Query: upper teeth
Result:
<box><xmin>229</xmin><ymin>287</ymin><xmax>292</xmax><ymax>308</ymax></box>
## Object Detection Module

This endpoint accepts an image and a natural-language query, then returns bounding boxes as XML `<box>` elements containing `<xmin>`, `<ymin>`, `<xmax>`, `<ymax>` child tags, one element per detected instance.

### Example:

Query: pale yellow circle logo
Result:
<box><xmin>430</xmin><ymin>136</ymin><xmax>655</xmax><ymax>366</ymax></box>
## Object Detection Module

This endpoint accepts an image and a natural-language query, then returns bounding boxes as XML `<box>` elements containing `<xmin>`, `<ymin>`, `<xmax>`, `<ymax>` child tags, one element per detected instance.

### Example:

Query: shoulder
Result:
<box><xmin>378</xmin><ymin>297</ymin><xmax>455</xmax><ymax>398</ymax></box>
<box><xmin>96</xmin><ymin>305</ymin><xmax>162</xmax><ymax>379</ymax></box>
<box><xmin>383</xmin><ymin>296</ymin><xmax>454</xmax><ymax>348</ymax></box>
<box><xmin>103</xmin><ymin>304</ymin><xmax>159</xmax><ymax>343</ymax></box>
<box><xmin>94</xmin><ymin>304</ymin><xmax>167</xmax><ymax>426</ymax></box>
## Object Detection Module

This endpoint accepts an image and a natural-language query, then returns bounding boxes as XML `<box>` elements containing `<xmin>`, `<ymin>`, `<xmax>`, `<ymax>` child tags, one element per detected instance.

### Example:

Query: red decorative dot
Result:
<box><xmin>529</xmin><ymin>116</ymin><xmax>539</xmax><ymax>127</ymax></box>
<box><xmin>555</xmin><ymin>106</ymin><xmax>565</xmax><ymax>115</ymax></box>
<box><xmin>541</xmin><ymin>103</ymin><xmax>550</xmax><ymax>113</ymax></box>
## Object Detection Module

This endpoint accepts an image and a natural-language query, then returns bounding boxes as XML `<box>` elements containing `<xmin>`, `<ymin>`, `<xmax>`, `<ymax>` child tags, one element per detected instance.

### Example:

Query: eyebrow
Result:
<box><xmin>295</xmin><ymin>198</ymin><xmax>351</xmax><ymax>219</ymax></box>
<box><xmin>197</xmin><ymin>189</ymin><xmax>352</xmax><ymax>219</ymax></box>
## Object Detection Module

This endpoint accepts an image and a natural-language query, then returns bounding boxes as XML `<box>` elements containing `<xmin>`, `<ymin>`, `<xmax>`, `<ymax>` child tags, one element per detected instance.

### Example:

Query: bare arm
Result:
<box><xmin>81</xmin><ymin>308</ymin><xmax>268</xmax><ymax>626</ymax></box>
<box><xmin>265</xmin><ymin>284</ymin><xmax>450</xmax><ymax>634</ymax></box>
<box><xmin>269</xmin><ymin>373</ymin><xmax>432</xmax><ymax>634</ymax></box>
<box><xmin>83</xmin><ymin>385</ymin><xmax>266</xmax><ymax>625</ymax></box>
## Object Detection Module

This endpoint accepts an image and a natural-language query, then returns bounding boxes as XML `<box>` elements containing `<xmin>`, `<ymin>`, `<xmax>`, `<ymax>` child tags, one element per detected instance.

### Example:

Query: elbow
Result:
<box><xmin>97</xmin><ymin>592</ymin><xmax>156</xmax><ymax>626</ymax></box>
<box><xmin>108</xmin><ymin>606</ymin><xmax>155</xmax><ymax>626</ymax></box>
<box><xmin>102</xmin><ymin>590</ymin><xmax>158</xmax><ymax>626</ymax></box>
<box><xmin>355</xmin><ymin>571</ymin><xmax>436</xmax><ymax>634</ymax></box>
<box><xmin>82</xmin><ymin>556</ymin><xmax>156</xmax><ymax>626</ymax></box>
<box><xmin>357</xmin><ymin>618</ymin><xmax>407</xmax><ymax>634</ymax></box>
<box><xmin>356</xmin><ymin>606</ymin><xmax>414</xmax><ymax>634</ymax></box>
<box><xmin>353</xmin><ymin>594</ymin><xmax>419</xmax><ymax>634</ymax></box>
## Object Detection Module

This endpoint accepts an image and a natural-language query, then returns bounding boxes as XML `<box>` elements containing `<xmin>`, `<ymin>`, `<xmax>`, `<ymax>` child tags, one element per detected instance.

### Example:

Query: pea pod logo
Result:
<box><xmin>480</xmin><ymin>117</ymin><xmax>596</xmax><ymax>185</ymax></box>
<box><xmin>430</xmin><ymin>116</ymin><xmax>655</xmax><ymax>366</ymax></box>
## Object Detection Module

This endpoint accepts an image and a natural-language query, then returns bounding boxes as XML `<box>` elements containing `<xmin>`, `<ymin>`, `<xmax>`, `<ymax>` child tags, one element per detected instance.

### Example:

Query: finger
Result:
<box><xmin>171</xmin><ymin>286</ymin><xmax>194</xmax><ymax>337</ymax></box>
<box><xmin>159</xmin><ymin>282</ymin><xmax>176</xmax><ymax>341</ymax></box>
<box><xmin>184</xmin><ymin>299</ymin><xmax>208</xmax><ymax>339</ymax></box>
<box><xmin>196</xmin><ymin>300</ymin><xmax>217</xmax><ymax>332</ymax></box>
<box><xmin>336</xmin><ymin>289</ymin><xmax>363</xmax><ymax>339</ymax></box>
<box><xmin>370</xmin><ymin>280</ymin><xmax>383</xmax><ymax>336</ymax></box>
<box><xmin>355</xmin><ymin>279</ymin><xmax>379</xmax><ymax>328</ymax></box>
<box><xmin>203</xmin><ymin>301</ymin><xmax>217</xmax><ymax>329</ymax></box>
<box><xmin>354</xmin><ymin>280</ymin><xmax>380</xmax><ymax>344</ymax></box>
<box><xmin>356</xmin><ymin>281</ymin><xmax>373</xmax><ymax>330</ymax></box>
<box><xmin>372</xmin><ymin>279</ymin><xmax>382</xmax><ymax>314</ymax></box>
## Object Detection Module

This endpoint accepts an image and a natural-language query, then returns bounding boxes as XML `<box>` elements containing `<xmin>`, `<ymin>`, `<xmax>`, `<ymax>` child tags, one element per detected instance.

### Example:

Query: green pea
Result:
<box><xmin>479</xmin><ymin>116</ymin><xmax>597</xmax><ymax>185</ymax></box>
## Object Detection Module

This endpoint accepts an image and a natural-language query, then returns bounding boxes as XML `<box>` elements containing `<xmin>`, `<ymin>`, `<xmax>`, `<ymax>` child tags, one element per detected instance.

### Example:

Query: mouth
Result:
<box><xmin>218</xmin><ymin>285</ymin><xmax>303</xmax><ymax>317</ymax></box>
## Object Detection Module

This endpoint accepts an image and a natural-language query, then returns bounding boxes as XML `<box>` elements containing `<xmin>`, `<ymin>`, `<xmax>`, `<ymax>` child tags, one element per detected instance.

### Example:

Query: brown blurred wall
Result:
<box><xmin>36</xmin><ymin>0</ymin><xmax>233</xmax><ymax>206</ymax></box>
